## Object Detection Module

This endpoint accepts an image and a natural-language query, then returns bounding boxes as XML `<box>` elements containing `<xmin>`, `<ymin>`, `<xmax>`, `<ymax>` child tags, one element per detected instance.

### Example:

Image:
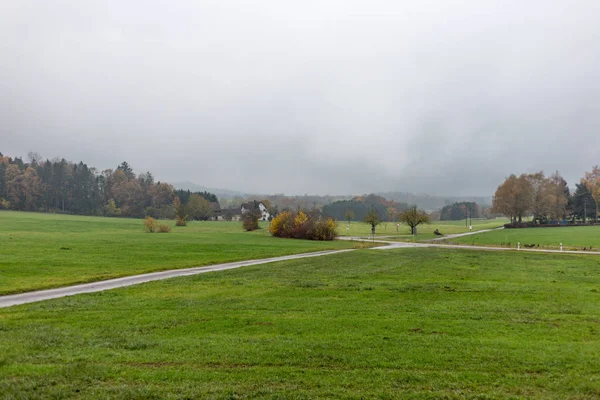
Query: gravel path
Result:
<box><xmin>0</xmin><ymin>249</ymin><xmax>353</xmax><ymax>309</ymax></box>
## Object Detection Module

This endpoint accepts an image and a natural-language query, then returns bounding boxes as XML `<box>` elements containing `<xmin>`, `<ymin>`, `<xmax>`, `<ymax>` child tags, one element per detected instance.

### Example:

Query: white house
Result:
<box><xmin>241</xmin><ymin>201</ymin><xmax>270</xmax><ymax>221</ymax></box>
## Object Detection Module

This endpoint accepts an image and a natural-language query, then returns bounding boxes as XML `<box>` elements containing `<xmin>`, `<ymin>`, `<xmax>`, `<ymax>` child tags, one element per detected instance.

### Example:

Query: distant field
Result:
<box><xmin>339</xmin><ymin>217</ymin><xmax>509</xmax><ymax>239</ymax></box>
<box><xmin>0</xmin><ymin>211</ymin><xmax>356</xmax><ymax>295</ymax></box>
<box><xmin>453</xmin><ymin>225</ymin><xmax>600</xmax><ymax>250</ymax></box>
<box><xmin>1</xmin><ymin>248</ymin><xmax>599</xmax><ymax>398</ymax></box>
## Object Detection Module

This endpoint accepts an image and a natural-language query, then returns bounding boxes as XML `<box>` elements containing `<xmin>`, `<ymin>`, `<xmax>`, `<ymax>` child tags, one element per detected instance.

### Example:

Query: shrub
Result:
<box><xmin>144</xmin><ymin>216</ymin><xmax>157</xmax><ymax>232</ymax></box>
<box><xmin>105</xmin><ymin>199</ymin><xmax>121</xmax><ymax>217</ymax></box>
<box><xmin>313</xmin><ymin>218</ymin><xmax>338</xmax><ymax>240</ymax></box>
<box><xmin>270</xmin><ymin>211</ymin><xmax>294</xmax><ymax>237</ymax></box>
<box><xmin>270</xmin><ymin>210</ymin><xmax>338</xmax><ymax>240</ymax></box>
<box><xmin>176</xmin><ymin>215</ymin><xmax>188</xmax><ymax>226</ymax></box>
<box><xmin>157</xmin><ymin>224</ymin><xmax>172</xmax><ymax>233</ymax></box>
<box><xmin>243</xmin><ymin>210</ymin><xmax>261</xmax><ymax>231</ymax></box>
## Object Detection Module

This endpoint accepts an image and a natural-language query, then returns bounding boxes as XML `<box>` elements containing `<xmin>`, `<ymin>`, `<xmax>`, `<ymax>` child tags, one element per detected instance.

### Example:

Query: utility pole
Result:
<box><xmin>584</xmin><ymin>198</ymin><xmax>587</xmax><ymax>224</ymax></box>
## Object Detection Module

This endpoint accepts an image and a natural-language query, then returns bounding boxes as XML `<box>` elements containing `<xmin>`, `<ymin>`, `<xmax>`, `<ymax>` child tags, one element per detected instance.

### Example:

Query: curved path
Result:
<box><xmin>0</xmin><ymin>249</ymin><xmax>352</xmax><ymax>309</ymax></box>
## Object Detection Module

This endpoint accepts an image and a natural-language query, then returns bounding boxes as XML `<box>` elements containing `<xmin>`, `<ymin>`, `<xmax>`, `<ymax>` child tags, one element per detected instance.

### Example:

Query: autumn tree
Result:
<box><xmin>5</xmin><ymin>164</ymin><xmax>24</xmax><ymax>209</ymax></box>
<box><xmin>363</xmin><ymin>209</ymin><xmax>381</xmax><ymax>235</ymax></box>
<box><xmin>548</xmin><ymin>171</ymin><xmax>568</xmax><ymax>220</ymax></box>
<box><xmin>527</xmin><ymin>172</ymin><xmax>553</xmax><ymax>224</ymax></box>
<box><xmin>582</xmin><ymin>166</ymin><xmax>600</xmax><ymax>221</ymax></box>
<box><xmin>187</xmin><ymin>194</ymin><xmax>214</xmax><ymax>220</ymax></box>
<box><xmin>398</xmin><ymin>206</ymin><xmax>430</xmax><ymax>235</ymax></box>
<box><xmin>147</xmin><ymin>182</ymin><xmax>175</xmax><ymax>218</ymax></box>
<box><xmin>492</xmin><ymin>174</ymin><xmax>533</xmax><ymax>223</ymax></box>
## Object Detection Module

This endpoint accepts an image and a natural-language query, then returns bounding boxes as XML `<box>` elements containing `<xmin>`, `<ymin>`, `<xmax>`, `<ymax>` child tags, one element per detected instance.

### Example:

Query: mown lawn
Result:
<box><xmin>452</xmin><ymin>225</ymin><xmax>600</xmax><ymax>250</ymax></box>
<box><xmin>1</xmin><ymin>248</ymin><xmax>599</xmax><ymax>399</ymax></box>
<box><xmin>0</xmin><ymin>211</ymin><xmax>355</xmax><ymax>295</ymax></box>
<box><xmin>339</xmin><ymin>218</ymin><xmax>508</xmax><ymax>239</ymax></box>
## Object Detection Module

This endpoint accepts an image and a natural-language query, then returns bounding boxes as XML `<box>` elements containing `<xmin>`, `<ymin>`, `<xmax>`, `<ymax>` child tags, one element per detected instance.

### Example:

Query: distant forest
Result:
<box><xmin>322</xmin><ymin>194</ymin><xmax>409</xmax><ymax>222</ymax></box>
<box><xmin>0</xmin><ymin>152</ymin><xmax>218</xmax><ymax>219</ymax></box>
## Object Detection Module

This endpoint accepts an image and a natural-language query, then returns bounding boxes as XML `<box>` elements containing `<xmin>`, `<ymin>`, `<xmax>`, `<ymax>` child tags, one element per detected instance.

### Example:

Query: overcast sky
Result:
<box><xmin>1</xmin><ymin>1</ymin><xmax>599</xmax><ymax>196</ymax></box>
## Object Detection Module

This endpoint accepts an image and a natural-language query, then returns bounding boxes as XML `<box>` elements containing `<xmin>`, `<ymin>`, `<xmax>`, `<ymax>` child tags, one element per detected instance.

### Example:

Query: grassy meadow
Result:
<box><xmin>452</xmin><ymin>225</ymin><xmax>600</xmax><ymax>250</ymax></box>
<box><xmin>1</xmin><ymin>248</ymin><xmax>600</xmax><ymax>398</ymax></box>
<box><xmin>0</xmin><ymin>211</ymin><xmax>357</xmax><ymax>295</ymax></box>
<box><xmin>339</xmin><ymin>217</ymin><xmax>509</xmax><ymax>240</ymax></box>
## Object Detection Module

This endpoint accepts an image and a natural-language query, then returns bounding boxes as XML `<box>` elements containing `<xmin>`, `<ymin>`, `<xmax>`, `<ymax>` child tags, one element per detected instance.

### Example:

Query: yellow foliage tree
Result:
<box><xmin>294</xmin><ymin>210</ymin><xmax>308</xmax><ymax>228</ymax></box>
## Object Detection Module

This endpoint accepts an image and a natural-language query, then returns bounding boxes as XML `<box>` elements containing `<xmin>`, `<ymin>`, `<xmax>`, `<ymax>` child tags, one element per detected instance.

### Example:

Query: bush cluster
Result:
<box><xmin>242</xmin><ymin>210</ymin><xmax>261</xmax><ymax>231</ymax></box>
<box><xmin>270</xmin><ymin>210</ymin><xmax>338</xmax><ymax>240</ymax></box>
<box><xmin>157</xmin><ymin>224</ymin><xmax>172</xmax><ymax>233</ymax></box>
<box><xmin>144</xmin><ymin>216</ymin><xmax>171</xmax><ymax>233</ymax></box>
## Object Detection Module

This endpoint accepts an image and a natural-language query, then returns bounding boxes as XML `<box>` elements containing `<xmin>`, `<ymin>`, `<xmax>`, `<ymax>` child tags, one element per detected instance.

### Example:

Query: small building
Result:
<box><xmin>213</xmin><ymin>208</ymin><xmax>242</xmax><ymax>221</ymax></box>
<box><xmin>241</xmin><ymin>201</ymin><xmax>270</xmax><ymax>221</ymax></box>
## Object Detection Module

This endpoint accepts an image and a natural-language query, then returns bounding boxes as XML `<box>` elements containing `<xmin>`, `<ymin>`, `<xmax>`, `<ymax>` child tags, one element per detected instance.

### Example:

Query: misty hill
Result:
<box><xmin>376</xmin><ymin>192</ymin><xmax>493</xmax><ymax>211</ymax></box>
<box><xmin>175</xmin><ymin>181</ymin><xmax>493</xmax><ymax>211</ymax></box>
<box><xmin>173</xmin><ymin>181</ymin><xmax>249</xmax><ymax>199</ymax></box>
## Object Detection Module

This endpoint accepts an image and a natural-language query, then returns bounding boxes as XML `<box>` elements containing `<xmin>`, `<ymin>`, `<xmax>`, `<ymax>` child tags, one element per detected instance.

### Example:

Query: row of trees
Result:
<box><xmin>0</xmin><ymin>152</ymin><xmax>219</xmax><ymax>220</ymax></box>
<box><xmin>363</xmin><ymin>206</ymin><xmax>430</xmax><ymax>235</ymax></box>
<box><xmin>492</xmin><ymin>168</ymin><xmax>599</xmax><ymax>223</ymax></box>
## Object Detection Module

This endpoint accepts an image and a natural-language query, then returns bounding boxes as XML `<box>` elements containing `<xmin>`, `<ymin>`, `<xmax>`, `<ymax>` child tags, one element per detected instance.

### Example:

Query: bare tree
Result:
<box><xmin>398</xmin><ymin>206</ymin><xmax>430</xmax><ymax>235</ymax></box>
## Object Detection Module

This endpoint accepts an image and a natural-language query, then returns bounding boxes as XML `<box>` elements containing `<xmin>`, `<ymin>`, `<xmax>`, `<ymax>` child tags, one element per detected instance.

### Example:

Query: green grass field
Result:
<box><xmin>339</xmin><ymin>217</ymin><xmax>509</xmax><ymax>239</ymax></box>
<box><xmin>0</xmin><ymin>211</ymin><xmax>356</xmax><ymax>295</ymax></box>
<box><xmin>1</xmin><ymin>248</ymin><xmax>600</xmax><ymax>399</ymax></box>
<box><xmin>453</xmin><ymin>226</ymin><xmax>600</xmax><ymax>250</ymax></box>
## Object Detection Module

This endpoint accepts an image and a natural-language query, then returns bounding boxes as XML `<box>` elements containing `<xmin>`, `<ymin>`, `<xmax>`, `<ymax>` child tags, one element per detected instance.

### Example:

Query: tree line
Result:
<box><xmin>0</xmin><ymin>152</ymin><xmax>219</xmax><ymax>219</ymax></box>
<box><xmin>492</xmin><ymin>168</ymin><xmax>599</xmax><ymax>224</ymax></box>
<box><xmin>322</xmin><ymin>194</ymin><xmax>410</xmax><ymax>222</ymax></box>
<box><xmin>439</xmin><ymin>202</ymin><xmax>481</xmax><ymax>221</ymax></box>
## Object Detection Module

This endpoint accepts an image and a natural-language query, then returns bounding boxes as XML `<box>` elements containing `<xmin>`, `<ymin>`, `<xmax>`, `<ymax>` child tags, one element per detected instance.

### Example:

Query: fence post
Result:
<box><xmin>560</xmin><ymin>243</ymin><xmax>563</xmax><ymax>251</ymax></box>
<box><xmin>517</xmin><ymin>242</ymin><xmax>520</xmax><ymax>250</ymax></box>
